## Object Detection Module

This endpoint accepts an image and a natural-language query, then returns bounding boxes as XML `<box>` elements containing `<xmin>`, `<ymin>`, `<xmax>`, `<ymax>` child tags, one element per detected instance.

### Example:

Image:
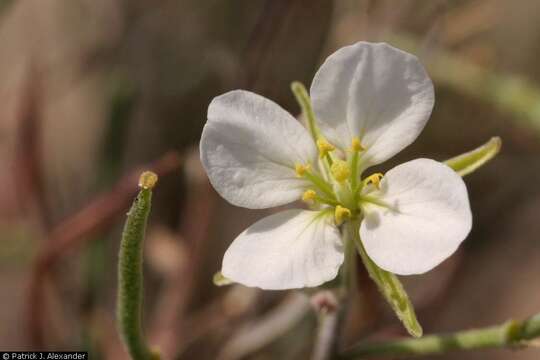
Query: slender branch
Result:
<box><xmin>340</xmin><ymin>313</ymin><xmax>540</xmax><ymax>359</ymax></box>
<box><xmin>175</xmin><ymin>286</ymin><xmax>258</xmax><ymax>357</ymax></box>
<box><xmin>150</xmin><ymin>150</ymin><xmax>218</xmax><ymax>359</ymax></box>
<box><xmin>14</xmin><ymin>64</ymin><xmax>50</xmax><ymax>229</ymax></box>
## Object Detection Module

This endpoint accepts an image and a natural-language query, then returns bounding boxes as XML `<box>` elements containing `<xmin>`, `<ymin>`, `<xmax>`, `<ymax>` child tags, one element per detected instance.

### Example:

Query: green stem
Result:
<box><xmin>340</xmin><ymin>314</ymin><xmax>540</xmax><ymax>358</ymax></box>
<box><xmin>310</xmin><ymin>221</ymin><xmax>360</xmax><ymax>360</ymax></box>
<box><xmin>291</xmin><ymin>81</ymin><xmax>320</xmax><ymax>140</ymax></box>
<box><xmin>117</xmin><ymin>172</ymin><xmax>159</xmax><ymax>360</ymax></box>
<box><xmin>315</xmin><ymin>195</ymin><xmax>340</xmax><ymax>207</ymax></box>
<box><xmin>343</xmin><ymin>222</ymin><xmax>358</xmax><ymax>294</ymax></box>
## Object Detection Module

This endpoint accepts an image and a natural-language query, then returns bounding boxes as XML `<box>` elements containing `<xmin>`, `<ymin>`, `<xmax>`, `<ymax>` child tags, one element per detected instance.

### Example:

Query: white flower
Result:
<box><xmin>200</xmin><ymin>42</ymin><xmax>472</xmax><ymax>290</ymax></box>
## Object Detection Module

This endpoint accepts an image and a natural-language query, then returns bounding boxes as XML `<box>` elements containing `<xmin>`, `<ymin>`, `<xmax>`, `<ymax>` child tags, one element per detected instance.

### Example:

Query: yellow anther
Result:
<box><xmin>365</xmin><ymin>173</ymin><xmax>384</xmax><ymax>189</ymax></box>
<box><xmin>302</xmin><ymin>189</ymin><xmax>317</xmax><ymax>203</ymax></box>
<box><xmin>351</xmin><ymin>137</ymin><xmax>365</xmax><ymax>152</ymax></box>
<box><xmin>317</xmin><ymin>138</ymin><xmax>335</xmax><ymax>158</ymax></box>
<box><xmin>138</xmin><ymin>171</ymin><xmax>158</xmax><ymax>189</ymax></box>
<box><xmin>295</xmin><ymin>163</ymin><xmax>311</xmax><ymax>177</ymax></box>
<box><xmin>334</xmin><ymin>205</ymin><xmax>351</xmax><ymax>226</ymax></box>
<box><xmin>330</xmin><ymin>160</ymin><xmax>351</xmax><ymax>183</ymax></box>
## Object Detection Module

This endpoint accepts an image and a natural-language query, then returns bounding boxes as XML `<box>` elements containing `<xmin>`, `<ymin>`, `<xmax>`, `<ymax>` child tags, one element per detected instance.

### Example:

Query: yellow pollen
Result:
<box><xmin>365</xmin><ymin>173</ymin><xmax>384</xmax><ymax>189</ymax></box>
<box><xmin>334</xmin><ymin>205</ymin><xmax>351</xmax><ymax>225</ymax></box>
<box><xmin>351</xmin><ymin>137</ymin><xmax>365</xmax><ymax>152</ymax></box>
<box><xmin>302</xmin><ymin>189</ymin><xmax>317</xmax><ymax>203</ymax></box>
<box><xmin>295</xmin><ymin>163</ymin><xmax>311</xmax><ymax>177</ymax></box>
<box><xmin>317</xmin><ymin>138</ymin><xmax>335</xmax><ymax>158</ymax></box>
<box><xmin>330</xmin><ymin>160</ymin><xmax>350</xmax><ymax>182</ymax></box>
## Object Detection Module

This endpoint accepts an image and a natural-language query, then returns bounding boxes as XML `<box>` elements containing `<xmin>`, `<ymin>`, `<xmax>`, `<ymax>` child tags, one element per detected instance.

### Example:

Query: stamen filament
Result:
<box><xmin>358</xmin><ymin>194</ymin><xmax>393</xmax><ymax>209</ymax></box>
<box><xmin>315</xmin><ymin>195</ymin><xmax>340</xmax><ymax>207</ymax></box>
<box><xmin>351</xmin><ymin>137</ymin><xmax>365</xmax><ymax>152</ymax></box>
<box><xmin>349</xmin><ymin>137</ymin><xmax>365</xmax><ymax>191</ymax></box>
<box><xmin>324</xmin><ymin>154</ymin><xmax>334</xmax><ymax>168</ymax></box>
<box><xmin>303</xmin><ymin>171</ymin><xmax>336</xmax><ymax>200</ymax></box>
<box><xmin>350</xmin><ymin>150</ymin><xmax>359</xmax><ymax>190</ymax></box>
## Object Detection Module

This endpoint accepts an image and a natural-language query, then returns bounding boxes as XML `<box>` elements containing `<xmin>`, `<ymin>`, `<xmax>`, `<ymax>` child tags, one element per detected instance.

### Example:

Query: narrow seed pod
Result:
<box><xmin>117</xmin><ymin>171</ymin><xmax>160</xmax><ymax>360</ymax></box>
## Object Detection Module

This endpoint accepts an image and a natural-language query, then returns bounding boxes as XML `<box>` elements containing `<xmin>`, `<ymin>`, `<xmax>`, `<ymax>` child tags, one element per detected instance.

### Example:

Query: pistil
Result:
<box><xmin>330</xmin><ymin>160</ymin><xmax>350</xmax><ymax>183</ymax></box>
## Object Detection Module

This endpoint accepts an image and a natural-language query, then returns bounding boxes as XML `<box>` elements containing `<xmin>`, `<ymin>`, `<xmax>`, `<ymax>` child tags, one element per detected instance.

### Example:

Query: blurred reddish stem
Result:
<box><xmin>13</xmin><ymin>64</ymin><xmax>50</xmax><ymax>227</ymax></box>
<box><xmin>26</xmin><ymin>151</ymin><xmax>183</xmax><ymax>348</ymax></box>
<box><xmin>149</xmin><ymin>150</ymin><xmax>217</xmax><ymax>359</ymax></box>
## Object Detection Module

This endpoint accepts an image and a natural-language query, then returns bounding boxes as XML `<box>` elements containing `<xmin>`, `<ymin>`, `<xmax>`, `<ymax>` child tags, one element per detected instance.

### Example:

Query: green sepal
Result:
<box><xmin>445</xmin><ymin>137</ymin><xmax>501</xmax><ymax>177</ymax></box>
<box><xmin>291</xmin><ymin>81</ymin><xmax>320</xmax><ymax>141</ymax></box>
<box><xmin>213</xmin><ymin>271</ymin><xmax>233</xmax><ymax>286</ymax></box>
<box><xmin>350</xmin><ymin>221</ymin><xmax>422</xmax><ymax>337</ymax></box>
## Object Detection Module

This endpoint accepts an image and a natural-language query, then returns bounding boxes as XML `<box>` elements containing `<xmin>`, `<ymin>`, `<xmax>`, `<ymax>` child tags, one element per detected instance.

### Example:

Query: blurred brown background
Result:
<box><xmin>1</xmin><ymin>0</ymin><xmax>540</xmax><ymax>359</ymax></box>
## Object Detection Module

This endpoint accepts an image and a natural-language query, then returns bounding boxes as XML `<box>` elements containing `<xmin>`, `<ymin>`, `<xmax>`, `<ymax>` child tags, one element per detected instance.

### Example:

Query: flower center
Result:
<box><xmin>294</xmin><ymin>137</ymin><xmax>390</xmax><ymax>225</ymax></box>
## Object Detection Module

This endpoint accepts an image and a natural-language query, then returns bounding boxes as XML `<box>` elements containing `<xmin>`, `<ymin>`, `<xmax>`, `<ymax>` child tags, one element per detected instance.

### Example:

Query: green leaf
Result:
<box><xmin>349</xmin><ymin>221</ymin><xmax>422</xmax><ymax>338</ymax></box>
<box><xmin>445</xmin><ymin>137</ymin><xmax>501</xmax><ymax>177</ymax></box>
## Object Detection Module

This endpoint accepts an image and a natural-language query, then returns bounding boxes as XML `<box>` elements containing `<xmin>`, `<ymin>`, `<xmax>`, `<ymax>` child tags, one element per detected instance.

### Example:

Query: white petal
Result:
<box><xmin>222</xmin><ymin>209</ymin><xmax>344</xmax><ymax>290</ymax></box>
<box><xmin>360</xmin><ymin>159</ymin><xmax>472</xmax><ymax>275</ymax></box>
<box><xmin>310</xmin><ymin>42</ymin><xmax>434</xmax><ymax>168</ymax></box>
<box><xmin>200</xmin><ymin>90</ymin><xmax>317</xmax><ymax>209</ymax></box>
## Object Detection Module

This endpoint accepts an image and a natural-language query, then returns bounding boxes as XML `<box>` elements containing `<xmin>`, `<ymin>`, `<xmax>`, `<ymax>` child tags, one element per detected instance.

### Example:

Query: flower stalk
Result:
<box><xmin>340</xmin><ymin>313</ymin><xmax>540</xmax><ymax>358</ymax></box>
<box><xmin>117</xmin><ymin>171</ymin><xmax>159</xmax><ymax>360</ymax></box>
<box><xmin>311</xmin><ymin>221</ymin><xmax>359</xmax><ymax>360</ymax></box>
